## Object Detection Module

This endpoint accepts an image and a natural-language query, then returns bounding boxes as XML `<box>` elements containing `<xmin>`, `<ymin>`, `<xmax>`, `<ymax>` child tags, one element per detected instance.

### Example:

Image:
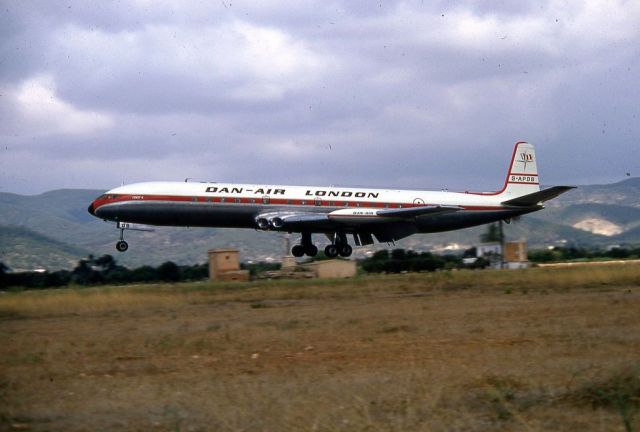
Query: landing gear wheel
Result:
<box><xmin>324</xmin><ymin>244</ymin><xmax>338</xmax><ymax>258</ymax></box>
<box><xmin>291</xmin><ymin>245</ymin><xmax>305</xmax><ymax>257</ymax></box>
<box><xmin>339</xmin><ymin>244</ymin><xmax>353</xmax><ymax>257</ymax></box>
<box><xmin>116</xmin><ymin>240</ymin><xmax>129</xmax><ymax>252</ymax></box>
<box><xmin>304</xmin><ymin>244</ymin><xmax>318</xmax><ymax>257</ymax></box>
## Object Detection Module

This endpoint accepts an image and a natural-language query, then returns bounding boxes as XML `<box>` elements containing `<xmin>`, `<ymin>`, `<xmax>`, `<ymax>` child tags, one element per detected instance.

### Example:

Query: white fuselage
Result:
<box><xmin>88</xmin><ymin>142</ymin><xmax>567</xmax><ymax>255</ymax></box>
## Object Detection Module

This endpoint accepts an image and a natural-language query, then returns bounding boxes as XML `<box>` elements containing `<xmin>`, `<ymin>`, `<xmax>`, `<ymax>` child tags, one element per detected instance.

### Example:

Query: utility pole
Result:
<box><xmin>499</xmin><ymin>220</ymin><xmax>505</xmax><ymax>269</ymax></box>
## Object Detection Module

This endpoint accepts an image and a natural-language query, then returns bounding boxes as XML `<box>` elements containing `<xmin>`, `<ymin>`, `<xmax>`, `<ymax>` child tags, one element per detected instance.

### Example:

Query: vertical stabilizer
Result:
<box><xmin>499</xmin><ymin>142</ymin><xmax>540</xmax><ymax>199</ymax></box>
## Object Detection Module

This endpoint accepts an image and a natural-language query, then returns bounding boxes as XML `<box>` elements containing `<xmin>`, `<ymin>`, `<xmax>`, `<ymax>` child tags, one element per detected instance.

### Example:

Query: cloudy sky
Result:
<box><xmin>1</xmin><ymin>0</ymin><xmax>639</xmax><ymax>195</ymax></box>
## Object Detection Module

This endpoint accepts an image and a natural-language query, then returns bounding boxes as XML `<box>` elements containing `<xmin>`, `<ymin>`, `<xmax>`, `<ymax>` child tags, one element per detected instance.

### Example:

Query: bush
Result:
<box><xmin>361</xmin><ymin>249</ymin><xmax>461</xmax><ymax>273</ymax></box>
<box><xmin>157</xmin><ymin>261</ymin><xmax>180</xmax><ymax>282</ymax></box>
<box><xmin>1</xmin><ymin>256</ymin><xmax>213</xmax><ymax>290</ymax></box>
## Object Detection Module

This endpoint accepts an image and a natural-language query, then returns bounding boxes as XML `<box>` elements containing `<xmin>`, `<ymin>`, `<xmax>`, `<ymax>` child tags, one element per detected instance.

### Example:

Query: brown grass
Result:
<box><xmin>1</xmin><ymin>264</ymin><xmax>640</xmax><ymax>431</ymax></box>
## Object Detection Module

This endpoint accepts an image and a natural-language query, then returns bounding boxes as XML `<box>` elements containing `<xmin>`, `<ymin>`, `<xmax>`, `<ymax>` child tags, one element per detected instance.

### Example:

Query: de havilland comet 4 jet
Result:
<box><xmin>88</xmin><ymin>142</ymin><xmax>574</xmax><ymax>258</ymax></box>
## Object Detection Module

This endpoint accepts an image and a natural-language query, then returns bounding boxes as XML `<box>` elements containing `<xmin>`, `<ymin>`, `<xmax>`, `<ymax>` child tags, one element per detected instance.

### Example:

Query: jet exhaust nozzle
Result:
<box><xmin>270</xmin><ymin>217</ymin><xmax>284</xmax><ymax>229</ymax></box>
<box><xmin>256</xmin><ymin>218</ymin><xmax>270</xmax><ymax>230</ymax></box>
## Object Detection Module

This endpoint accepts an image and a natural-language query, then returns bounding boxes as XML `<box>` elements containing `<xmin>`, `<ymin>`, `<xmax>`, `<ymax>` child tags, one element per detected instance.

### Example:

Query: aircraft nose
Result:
<box><xmin>88</xmin><ymin>202</ymin><xmax>96</xmax><ymax>216</ymax></box>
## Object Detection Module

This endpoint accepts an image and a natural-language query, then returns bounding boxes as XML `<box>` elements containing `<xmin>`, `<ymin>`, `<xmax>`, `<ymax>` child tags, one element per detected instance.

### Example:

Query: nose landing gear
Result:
<box><xmin>115</xmin><ymin>224</ymin><xmax>128</xmax><ymax>252</ymax></box>
<box><xmin>116</xmin><ymin>240</ymin><xmax>129</xmax><ymax>252</ymax></box>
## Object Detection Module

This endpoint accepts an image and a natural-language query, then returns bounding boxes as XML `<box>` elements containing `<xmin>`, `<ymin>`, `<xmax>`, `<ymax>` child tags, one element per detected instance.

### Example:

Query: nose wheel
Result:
<box><xmin>116</xmin><ymin>240</ymin><xmax>129</xmax><ymax>252</ymax></box>
<box><xmin>115</xmin><ymin>223</ymin><xmax>129</xmax><ymax>252</ymax></box>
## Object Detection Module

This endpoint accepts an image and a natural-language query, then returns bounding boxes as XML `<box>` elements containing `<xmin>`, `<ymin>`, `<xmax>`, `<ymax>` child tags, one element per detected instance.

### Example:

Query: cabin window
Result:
<box><xmin>250</xmin><ymin>198</ymin><xmax>256</xmax><ymax>203</ymax></box>
<box><xmin>314</xmin><ymin>197</ymin><xmax>321</xmax><ymax>206</ymax></box>
<box><xmin>235</xmin><ymin>198</ymin><xmax>241</xmax><ymax>203</ymax></box>
<box><xmin>220</xmin><ymin>198</ymin><xmax>226</xmax><ymax>203</ymax></box>
<box><xmin>206</xmin><ymin>197</ymin><xmax>212</xmax><ymax>202</ymax></box>
<box><xmin>301</xmin><ymin>200</ymin><xmax>306</xmax><ymax>205</ymax></box>
<box><xmin>263</xmin><ymin>196</ymin><xmax>270</xmax><ymax>205</ymax></box>
<box><xmin>287</xmin><ymin>199</ymin><xmax>293</xmax><ymax>205</ymax></box>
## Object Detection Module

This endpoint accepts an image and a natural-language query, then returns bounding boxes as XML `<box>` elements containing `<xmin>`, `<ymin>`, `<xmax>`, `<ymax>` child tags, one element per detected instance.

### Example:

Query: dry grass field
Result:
<box><xmin>1</xmin><ymin>265</ymin><xmax>640</xmax><ymax>431</ymax></box>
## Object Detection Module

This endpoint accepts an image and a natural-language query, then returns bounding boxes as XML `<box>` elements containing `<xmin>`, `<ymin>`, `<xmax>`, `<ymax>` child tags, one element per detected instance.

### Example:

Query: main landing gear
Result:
<box><xmin>324</xmin><ymin>242</ymin><xmax>352</xmax><ymax>258</ymax></box>
<box><xmin>291</xmin><ymin>232</ymin><xmax>318</xmax><ymax>257</ymax></box>
<box><xmin>291</xmin><ymin>232</ymin><xmax>352</xmax><ymax>258</ymax></box>
<box><xmin>324</xmin><ymin>232</ymin><xmax>352</xmax><ymax>258</ymax></box>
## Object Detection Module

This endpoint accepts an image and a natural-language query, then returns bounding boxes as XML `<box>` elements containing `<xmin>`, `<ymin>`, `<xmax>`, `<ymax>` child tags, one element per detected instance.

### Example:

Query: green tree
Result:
<box><xmin>481</xmin><ymin>223</ymin><xmax>503</xmax><ymax>243</ymax></box>
<box><xmin>93</xmin><ymin>255</ymin><xmax>116</xmax><ymax>272</ymax></box>
<box><xmin>72</xmin><ymin>258</ymin><xmax>102</xmax><ymax>285</ymax></box>
<box><xmin>371</xmin><ymin>250</ymin><xmax>389</xmax><ymax>260</ymax></box>
<box><xmin>0</xmin><ymin>262</ymin><xmax>9</xmax><ymax>288</ymax></box>
<box><xmin>158</xmin><ymin>261</ymin><xmax>180</xmax><ymax>282</ymax></box>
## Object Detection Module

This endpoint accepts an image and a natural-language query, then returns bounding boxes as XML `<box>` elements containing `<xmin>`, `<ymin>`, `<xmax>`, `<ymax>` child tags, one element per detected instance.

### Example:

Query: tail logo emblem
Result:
<box><xmin>519</xmin><ymin>152</ymin><xmax>534</xmax><ymax>170</ymax></box>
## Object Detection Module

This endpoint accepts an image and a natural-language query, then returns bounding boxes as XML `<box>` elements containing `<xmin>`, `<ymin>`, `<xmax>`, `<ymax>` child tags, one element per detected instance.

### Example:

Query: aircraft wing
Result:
<box><xmin>255</xmin><ymin>205</ymin><xmax>461</xmax><ymax>240</ymax></box>
<box><xmin>376</xmin><ymin>205</ymin><xmax>462</xmax><ymax>217</ymax></box>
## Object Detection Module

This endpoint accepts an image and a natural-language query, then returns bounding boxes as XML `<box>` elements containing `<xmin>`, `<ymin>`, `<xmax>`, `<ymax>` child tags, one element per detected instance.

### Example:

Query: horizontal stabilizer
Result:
<box><xmin>377</xmin><ymin>205</ymin><xmax>462</xmax><ymax>218</ymax></box>
<box><xmin>501</xmin><ymin>186</ymin><xmax>575</xmax><ymax>207</ymax></box>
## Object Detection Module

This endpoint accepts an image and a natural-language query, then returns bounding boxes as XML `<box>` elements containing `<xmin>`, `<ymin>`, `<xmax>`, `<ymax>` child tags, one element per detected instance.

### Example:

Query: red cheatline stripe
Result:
<box><xmin>94</xmin><ymin>194</ymin><xmax>508</xmax><ymax>212</ymax></box>
<box><xmin>509</xmin><ymin>172</ymin><xmax>538</xmax><ymax>176</ymax></box>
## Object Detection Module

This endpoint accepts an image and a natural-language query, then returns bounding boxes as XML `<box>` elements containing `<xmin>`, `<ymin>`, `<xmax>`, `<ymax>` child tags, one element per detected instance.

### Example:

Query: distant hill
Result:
<box><xmin>548</xmin><ymin>177</ymin><xmax>640</xmax><ymax>208</ymax></box>
<box><xmin>0</xmin><ymin>189</ymin><xmax>288</xmax><ymax>269</ymax></box>
<box><xmin>1</xmin><ymin>179</ymin><xmax>639</xmax><ymax>270</ymax></box>
<box><xmin>613</xmin><ymin>224</ymin><xmax>640</xmax><ymax>244</ymax></box>
<box><xmin>0</xmin><ymin>225</ymin><xmax>90</xmax><ymax>271</ymax></box>
<box><xmin>538</xmin><ymin>178</ymin><xmax>640</xmax><ymax>238</ymax></box>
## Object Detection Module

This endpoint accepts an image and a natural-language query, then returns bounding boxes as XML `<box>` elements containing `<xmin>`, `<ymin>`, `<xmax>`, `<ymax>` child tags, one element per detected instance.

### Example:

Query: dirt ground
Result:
<box><xmin>1</xmin><ymin>270</ymin><xmax>639</xmax><ymax>431</ymax></box>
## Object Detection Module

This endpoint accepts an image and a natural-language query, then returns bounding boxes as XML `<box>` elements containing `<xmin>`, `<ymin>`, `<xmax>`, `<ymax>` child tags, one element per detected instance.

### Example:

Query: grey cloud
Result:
<box><xmin>1</xmin><ymin>0</ymin><xmax>639</xmax><ymax>195</ymax></box>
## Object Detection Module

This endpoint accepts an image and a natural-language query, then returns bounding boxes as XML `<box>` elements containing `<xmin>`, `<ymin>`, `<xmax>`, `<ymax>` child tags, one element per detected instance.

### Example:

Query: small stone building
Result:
<box><xmin>302</xmin><ymin>259</ymin><xmax>357</xmax><ymax>279</ymax></box>
<box><xmin>504</xmin><ymin>241</ymin><xmax>529</xmax><ymax>269</ymax></box>
<box><xmin>476</xmin><ymin>241</ymin><xmax>529</xmax><ymax>269</ymax></box>
<box><xmin>208</xmin><ymin>249</ymin><xmax>250</xmax><ymax>281</ymax></box>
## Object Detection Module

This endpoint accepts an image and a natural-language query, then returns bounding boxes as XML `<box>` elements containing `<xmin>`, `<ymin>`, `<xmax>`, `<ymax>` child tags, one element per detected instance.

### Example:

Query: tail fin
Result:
<box><xmin>499</xmin><ymin>142</ymin><xmax>540</xmax><ymax>199</ymax></box>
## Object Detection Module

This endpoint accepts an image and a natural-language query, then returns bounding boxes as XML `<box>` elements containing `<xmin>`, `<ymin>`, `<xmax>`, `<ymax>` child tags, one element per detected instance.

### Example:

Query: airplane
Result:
<box><xmin>88</xmin><ymin>142</ymin><xmax>574</xmax><ymax>258</ymax></box>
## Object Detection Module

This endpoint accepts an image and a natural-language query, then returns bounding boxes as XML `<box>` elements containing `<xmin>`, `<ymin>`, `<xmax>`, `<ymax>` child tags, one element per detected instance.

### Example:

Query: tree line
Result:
<box><xmin>0</xmin><ymin>255</ymin><xmax>208</xmax><ymax>290</ymax></box>
<box><xmin>528</xmin><ymin>246</ymin><xmax>640</xmax><ymax>263</ymax></box>
<box><xmin>0</xmin><ymin>255</ymin><xmax>285</xmax><ymax>290</ymax></box>
<box><xmin>2</xmin><ymin>245</ymin><xmax>639</xmax><ymax>290</ymax></box>
<box><xmin>360</xmin><ymin>249</ymin><xmax>489</xmax><ymax>273</ymax></box>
